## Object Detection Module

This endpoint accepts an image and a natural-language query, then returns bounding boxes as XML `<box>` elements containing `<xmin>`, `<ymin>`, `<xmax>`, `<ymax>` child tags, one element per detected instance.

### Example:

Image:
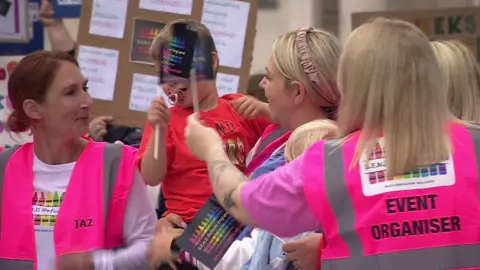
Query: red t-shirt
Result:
<box><xmin>137</xmin><ymin>94</ymin><xmax>270</xmax><ymax>221</ymax></box>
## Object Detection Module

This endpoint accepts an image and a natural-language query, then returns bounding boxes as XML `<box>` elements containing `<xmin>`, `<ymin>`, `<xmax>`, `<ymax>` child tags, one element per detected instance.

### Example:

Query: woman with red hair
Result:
<box><xmin>0</xmin><ymin>51</ymin><xmax>156</xmax><ymax>270</ymax></box>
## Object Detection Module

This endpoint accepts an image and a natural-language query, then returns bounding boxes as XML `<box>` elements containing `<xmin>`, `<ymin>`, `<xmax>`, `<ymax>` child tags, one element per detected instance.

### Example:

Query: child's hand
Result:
<box><xmin>147</xmin><ymin>222</ymin><xmax>184</xmax><ymax>269</ymax></box>
<box><xmin>147</xmin><ymin>97</ymin><xmax>170</xmax><ymax>132</ymax></box>
<box><xmin>230</xmin><ymin>96</ymin><xmax>271</xmax><ymax>120</ymax></box>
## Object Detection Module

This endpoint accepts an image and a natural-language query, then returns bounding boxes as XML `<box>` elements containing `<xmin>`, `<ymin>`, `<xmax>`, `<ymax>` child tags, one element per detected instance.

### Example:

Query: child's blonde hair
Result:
<box><xmin>285</xmin><ymin>119</ymin><xmax>339</xmax><ymax>162</ymax></box>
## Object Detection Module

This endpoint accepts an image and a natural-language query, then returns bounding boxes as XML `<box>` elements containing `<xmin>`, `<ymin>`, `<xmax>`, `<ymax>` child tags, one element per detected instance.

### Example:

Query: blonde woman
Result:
<box><xmin>431</xmin><ymin>40</ymin><xmax>480</xmax><ymax>122</ymax></box>
<box><xmin>184</xmin><ymin>17</ymin><xmax>480</xmax><ymax>269</ymax></box>
<box><xmin>150</xmin><ymin>27</ymin><xmax>341</xmax><ymax>270</ymax></box>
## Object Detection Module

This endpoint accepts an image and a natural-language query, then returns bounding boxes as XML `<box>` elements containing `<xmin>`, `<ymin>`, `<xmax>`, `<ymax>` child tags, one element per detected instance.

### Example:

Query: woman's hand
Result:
<box><xmin>147</xmin><ymin>221</ymin><xmax>184</xmax><ymax>270</ymax></box>
<box><xmin>283</xmin><ymin>233</ymin><xmax>323</xmax><ymax>270</ymax></box>
<box><xmin>230</xmin><ymin>96</ymin><xmax>271</xmax><ymax>120</ymax></box>
<box><xmin>88</xmin><ymin>115</ymin><xmax>113</xmax><ymax>141</ymax></box>
<box><xmin>185</xmin><ymin>113</ymin><xmax>224</xmax><ymax>161</ymax></box>
<box><xmin>57</xmin><ymin>252</ymin><xmax>94</xmax><ymax>270</ymax></box>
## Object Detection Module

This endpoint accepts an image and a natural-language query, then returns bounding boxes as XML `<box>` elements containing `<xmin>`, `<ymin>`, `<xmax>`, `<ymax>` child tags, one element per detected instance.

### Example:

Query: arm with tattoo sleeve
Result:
<box><xmin>205</xmin><ymin>148</ymin><xmax>256</xmax><ymax>225</ymax></box>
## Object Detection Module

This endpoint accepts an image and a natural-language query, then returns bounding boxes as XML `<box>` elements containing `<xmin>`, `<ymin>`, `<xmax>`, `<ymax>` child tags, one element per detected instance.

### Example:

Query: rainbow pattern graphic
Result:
<box><xmin>180</xmin><ymin>201</ymin><xmax>244</xmax><ymax>268</ymax></box>
<box><xmin>32</xmin><ymin>191</ymin><xmax>65</xmax><ymax>227</ymax></box>
<box><xmin>367</xmin><ymin>143</ymin><xmax>448</xmax><ymax>184</ymax></box>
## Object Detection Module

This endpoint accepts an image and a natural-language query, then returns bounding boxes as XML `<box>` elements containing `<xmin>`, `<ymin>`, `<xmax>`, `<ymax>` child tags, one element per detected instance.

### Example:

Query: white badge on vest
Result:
<box><xmin>359</xmin><ymin>138</ymin><xmax>455</xmax><ymax>196</ymax></box>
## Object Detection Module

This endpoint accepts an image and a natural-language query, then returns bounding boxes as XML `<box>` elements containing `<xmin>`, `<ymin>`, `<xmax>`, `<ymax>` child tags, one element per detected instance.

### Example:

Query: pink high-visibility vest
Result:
<box><xmin>302</xmin><ymin>123</ymin><xmax>480</xmax><ymax>270</ymax></box>
<box><xmin>0</xmin><ymin>141</ymin><xmax>136</xmax><ymax>269</ymax></box>
<box><xmin>245</xmin><ymin>124</ymin><xmax>291</xmax><ymax>176</ymax></box>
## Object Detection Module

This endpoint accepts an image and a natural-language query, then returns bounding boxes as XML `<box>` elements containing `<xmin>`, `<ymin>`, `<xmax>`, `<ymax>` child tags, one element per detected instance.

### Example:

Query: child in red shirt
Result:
<box><xmin>137</xmin><ymin>19</ymin><xmax>270</xmax><ymax>222</ymax></box>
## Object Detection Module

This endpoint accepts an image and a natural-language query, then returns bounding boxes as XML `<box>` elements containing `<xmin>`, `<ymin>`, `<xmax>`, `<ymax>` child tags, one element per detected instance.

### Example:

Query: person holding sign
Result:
<box><xmin>137</xmin><ymin>19</ymin><xmax>270</xmax><ymax>223</ymax></box>
<box><xmin>183</xmin><ymin>18</ymin><xmax>480</xmax><ymax>270</ymax></box>
<box><xmin>0</xmin><ymin>51</ymin><xmax>157</xmax><ymax>270</ymax></box>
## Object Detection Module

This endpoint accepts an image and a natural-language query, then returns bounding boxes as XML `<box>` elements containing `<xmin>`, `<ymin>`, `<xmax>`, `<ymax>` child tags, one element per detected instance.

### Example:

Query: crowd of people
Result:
<box><xmin>0</xmin><ymin>0</ymin><xmax>480</xmax><ymax>269</ymax></box>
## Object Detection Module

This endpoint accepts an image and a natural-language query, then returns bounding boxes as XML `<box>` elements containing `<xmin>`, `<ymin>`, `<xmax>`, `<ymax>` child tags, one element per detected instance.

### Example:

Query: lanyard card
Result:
<box><xmin>174</xmin><ymin>195</ymin><xmax>246</xmax><ymax>269</ymax></box>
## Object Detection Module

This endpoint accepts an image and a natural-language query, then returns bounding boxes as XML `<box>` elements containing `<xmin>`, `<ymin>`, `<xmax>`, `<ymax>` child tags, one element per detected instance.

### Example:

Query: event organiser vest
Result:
<box><xmin>0</xmin><ymin>141</ymin><xmax>136</xmax><ymax>270</ymax></box>
<box><xmin>302</xmin><ymin>124</ymin><xmax>480</xmax><ymax>270</ymax></box>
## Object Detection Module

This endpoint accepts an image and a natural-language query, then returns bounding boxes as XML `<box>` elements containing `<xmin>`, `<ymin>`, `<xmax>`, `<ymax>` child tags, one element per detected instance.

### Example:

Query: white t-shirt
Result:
<box><xmin>32</xmin><ymin>154</ymin><xmax>74</xmax><ymax>270</ymax></box>
<box><xmin>31</xmin><ymin>154</ymin><xmax>156</xmax><ymax>270</ymax></box>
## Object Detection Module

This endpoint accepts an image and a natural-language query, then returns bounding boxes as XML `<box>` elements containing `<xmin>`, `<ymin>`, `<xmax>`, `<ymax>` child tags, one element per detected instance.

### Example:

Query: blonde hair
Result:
<box><xmin>272</xmin><ymin>27</ymin><xmax>341</xmax><ymax>119</ymax></box>
<box><xmin>431</xmin><ymin>40</ymin><xmax>480</xmax><ymax>122</ymax></box>
<box><xmin>149</xmin><ymin>19</ymin><xmax>217</xmax><ymax>65</ymax></box>
<box><xmin>285</xmin><ymin>119</ymin><xmax>339</xmax><ymax>162</ymax></box>
<box><xmin>337</xmin><ymin>17</ymin><xmax>452</xmax><ymax>178</ymax></box>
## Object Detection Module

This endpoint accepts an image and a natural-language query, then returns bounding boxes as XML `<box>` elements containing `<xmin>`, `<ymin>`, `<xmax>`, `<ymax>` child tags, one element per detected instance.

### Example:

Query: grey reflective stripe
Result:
<box><xmin>0</xmin><ymin>146</ymin><xmax>33</xmax><ymax>269</ymax></box>
<box><xmin>0</xmin><ymin>146</ymin><xmax>21</xmax><ymax>239</ymax></box>
<box><xmin>0</xmin><ymin>259</ymin><xmax>34</xmax><ymax>269</ymax></box>
<box><xmin>322</xmin><ymin>136</ymin><xmax>480</xmax><ymax>270</ymax></box>
<box><xmin>254</xmin><ymin>128</ymin><xmax>289</xmax><ymax>157</ymax></box>
<box><xmin>468</xmin><ymin>128</ymin><xmax>480</xmax><ymax>197</ymax></box>
<box><xmin>102</xmin><ymin>143</ymin><xmax>123</xmax><ymax>228</ymax></box>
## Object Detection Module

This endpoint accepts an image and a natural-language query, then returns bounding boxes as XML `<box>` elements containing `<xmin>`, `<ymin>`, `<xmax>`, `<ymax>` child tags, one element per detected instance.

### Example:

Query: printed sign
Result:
<box><xmin>174</xmin><ymin>196</ymin><xmax>245</xmax><ymax>269</ymax></box>
<box><xmin>159</xmin><ymin>23</ymin><xmax>215</xmax><ymax>84</ymax></box>
<box><xmin>359</xmin><ymin>139</ymin><xmax>455</xmax><ymax>196</ymax></box>
<box><xmin>129</xmin><ymin>18</ymin><xmax>165</xmax><ymax>65</ymax></box>
<box><xmin>159</xmin><ymin>22</ymin><xmax>197</xmax><ymax>83</ymax></box>
<box><xmin>351</xmin><ymin>7</ymin><xmax>480</xmax><ymax>61</ymax></box>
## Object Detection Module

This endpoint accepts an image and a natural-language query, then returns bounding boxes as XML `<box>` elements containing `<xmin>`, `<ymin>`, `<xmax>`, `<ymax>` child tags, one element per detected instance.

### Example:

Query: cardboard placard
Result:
<box><xmin>351</xmin><ymin>7</ymin><xmax>480</xmax><ymax>61</ymax></box>
<box><xmin>76</xmin><ymin>0</ymin><xmax>258</xmax><ymax>128</ymax></box>
<box><xmin>174</xmin><ymin>195</ymin><xmax>245</xmax><ymax>269</ymax></box>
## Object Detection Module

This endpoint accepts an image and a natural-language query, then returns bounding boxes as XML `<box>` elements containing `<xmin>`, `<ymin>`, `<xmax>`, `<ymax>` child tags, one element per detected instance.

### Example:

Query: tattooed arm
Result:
<box><xmin>205</xmin><ymin>147</ymin><xmax>257</xmax><ymax>225</ymax></box>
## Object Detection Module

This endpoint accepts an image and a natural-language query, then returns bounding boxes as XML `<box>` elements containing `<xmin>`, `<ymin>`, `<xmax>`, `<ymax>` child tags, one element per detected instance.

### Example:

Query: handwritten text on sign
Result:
<box><xmin>77</xmin><ymin>45</ymin><xmax>119</xmax><ymax>101</ymax></box>
<box><xmin>129</xmin><ymin>73</ymin><xmax>171</xmax><ymax>112</ymax></box>
<box><xmin>216</xmin><ymin>73</ymin><xmax>239</xmax><ymax>96</ymax></box>
<box><xmin>201</xmin><ymin>0</ymin><xmax>250</xmax><ymax>69</ymax></box>
<box><xmin>89</xmin><ymin>0</ymin><xmax>128</xmax><ymax>39</ymax></box>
